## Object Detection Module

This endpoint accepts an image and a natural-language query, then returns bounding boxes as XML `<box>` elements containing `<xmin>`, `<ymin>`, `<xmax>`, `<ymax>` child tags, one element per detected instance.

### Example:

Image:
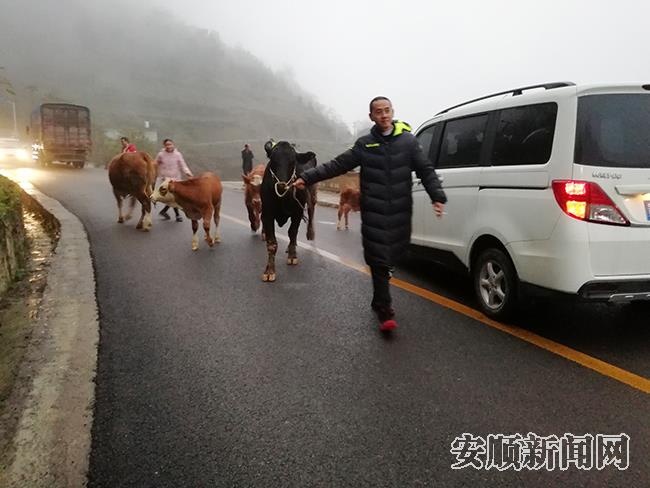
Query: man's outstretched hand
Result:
<box><xmin>293</xmin><ymin>178</ymin><xmax>306</xmax><ymax>190</ymax></box>
<box><xmin>433</xmin><ymin>202</ymin><xmax>445</xmax><ymax>218</ymax></box>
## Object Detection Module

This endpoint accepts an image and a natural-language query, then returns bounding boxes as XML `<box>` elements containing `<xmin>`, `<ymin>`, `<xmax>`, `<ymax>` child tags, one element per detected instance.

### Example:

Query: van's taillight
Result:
<box><xmin>552</xmin><ymin>180</ymin><xmax>629</xmax><ymax>226</ymax></box>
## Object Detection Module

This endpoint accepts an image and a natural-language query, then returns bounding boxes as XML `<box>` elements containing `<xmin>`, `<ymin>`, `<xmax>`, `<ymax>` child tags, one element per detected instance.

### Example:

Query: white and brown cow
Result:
<box><xmin>107</xmin><ymin>151</ymin><xmax>157</xmax><ymax>231</ymax></box>
<box><xmin>151</xmin><ymin>172</ymin><xmax>223</xmax><ymax>251</ymax></box>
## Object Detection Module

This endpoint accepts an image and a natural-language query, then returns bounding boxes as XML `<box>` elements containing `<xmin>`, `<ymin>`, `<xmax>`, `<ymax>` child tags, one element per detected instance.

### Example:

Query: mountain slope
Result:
<box><xmin>0</xmin><ymin>0</ymin><xmax>350</xmax><ymax>174</ymax></box>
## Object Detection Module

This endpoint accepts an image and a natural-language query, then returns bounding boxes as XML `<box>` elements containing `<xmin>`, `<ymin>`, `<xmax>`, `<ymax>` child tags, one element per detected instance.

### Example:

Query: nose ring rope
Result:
<box><xmin>268</xmin><ymin>167</ymin><xmax>308</xmax><ymax>221</ymax></box>
<box><xmin>269</xmin><ymin>168</ymin><xmax>297</xmax><ymax>198</ymax></box>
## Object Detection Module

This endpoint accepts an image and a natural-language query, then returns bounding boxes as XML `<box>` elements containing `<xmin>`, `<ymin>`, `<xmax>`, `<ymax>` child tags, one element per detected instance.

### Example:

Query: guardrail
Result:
<box><xmin>317</xmin><ymin>172</ymin><xmax>359</xmax><ymax>193</ymax></box>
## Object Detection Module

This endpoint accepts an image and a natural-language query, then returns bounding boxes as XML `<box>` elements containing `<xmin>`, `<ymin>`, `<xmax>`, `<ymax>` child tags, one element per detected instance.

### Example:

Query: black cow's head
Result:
<box><xmin>267</xmin><ymin>141</ymin><xmax>298</xmax><ymax>194</ymax></box>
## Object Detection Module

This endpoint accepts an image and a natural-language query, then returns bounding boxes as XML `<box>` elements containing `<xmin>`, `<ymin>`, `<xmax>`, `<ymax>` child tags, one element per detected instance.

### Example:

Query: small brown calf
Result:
<box><xmin>337</xmin><ymin>187</ymin><xmax>360</xmax><ymax>230</ymax></box>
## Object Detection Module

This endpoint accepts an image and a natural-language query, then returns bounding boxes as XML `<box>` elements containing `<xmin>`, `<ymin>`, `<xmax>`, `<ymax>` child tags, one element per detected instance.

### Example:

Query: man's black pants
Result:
<box><xmin>370</xmin><ymin>265</ymin><xmax>392</xmax><ymax>309</ymax></box>
<box><xmin>161</xmin><ymin>206</ymin><xmax>180</xmax><ymax>216</ymax></box>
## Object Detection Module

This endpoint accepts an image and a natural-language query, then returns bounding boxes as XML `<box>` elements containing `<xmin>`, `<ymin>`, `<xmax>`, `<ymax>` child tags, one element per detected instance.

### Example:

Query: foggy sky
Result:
<box><xmin>152</xmin><ymin>0</ymin><xmax>647</xmax><ymax>130</ymax></box>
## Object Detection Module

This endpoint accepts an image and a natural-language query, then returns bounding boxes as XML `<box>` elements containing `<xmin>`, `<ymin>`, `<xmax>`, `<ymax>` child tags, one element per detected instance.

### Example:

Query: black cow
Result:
<box><xmin>260</xmin><ymin>141</ymin><xmax>317</xmax><ymax>282</ymax></box>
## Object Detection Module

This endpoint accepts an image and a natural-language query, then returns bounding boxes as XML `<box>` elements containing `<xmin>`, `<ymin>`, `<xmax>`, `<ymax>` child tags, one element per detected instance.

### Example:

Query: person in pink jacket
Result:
<box><xmin>155</xmin><ymin>138</ymin><xmax>193</xmax><ymax>222</ymax></box>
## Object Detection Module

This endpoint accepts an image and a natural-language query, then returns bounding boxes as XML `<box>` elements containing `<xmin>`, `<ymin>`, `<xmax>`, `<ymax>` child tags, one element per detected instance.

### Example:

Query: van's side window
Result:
<box><xmin>416</xmin><ymin>124</ymin><xmax>436</xmax><ymax>162</ymax></box>
<box><xmin>438</xmin><ymin>115</ymin><xmax>488</xmax><ymax>168</ymax></box>
<box><xmin>491</xmin><ymin>103</ymin><xmax>558</xmax><ymax>166</ymax></box>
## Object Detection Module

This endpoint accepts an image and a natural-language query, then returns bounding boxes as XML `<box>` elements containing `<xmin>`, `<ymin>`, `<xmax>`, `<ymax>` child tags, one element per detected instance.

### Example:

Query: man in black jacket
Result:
<box><xmin>294</xmin><ymin>96</ymin><xmax>447</xmax><ymax>331</ymax></box>
<box><xmin>241</xmin><ymin>143</ymin><xmax>254</xmax><ymax>175</ymax></box>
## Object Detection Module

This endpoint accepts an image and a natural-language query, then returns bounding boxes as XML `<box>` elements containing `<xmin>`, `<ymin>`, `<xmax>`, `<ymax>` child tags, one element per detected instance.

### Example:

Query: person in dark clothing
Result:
<box><xmin>293</xmin><ymin>96</ymin><xmax>447</xmax><ymax>331</ymax></box>
<box><xmin>241</xmin><ymin>143</ymin><xmax>254</xmax><ymax>175</ymax></box>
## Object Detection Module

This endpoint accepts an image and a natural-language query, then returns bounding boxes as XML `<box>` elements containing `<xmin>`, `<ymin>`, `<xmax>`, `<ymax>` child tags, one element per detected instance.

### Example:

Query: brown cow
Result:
<box><xmin>337</xmin><ymin>187</ymin><xmax>360</xmax><ymax>230</ymax></box>
<box><xmin>107</xmin><ymin>151</ymin><xmax>157</xmax><ymax>231</ymax></box>
<box><xmin>150</xmin><ymin>172</ymin><xmax>223</xmax><ymax>251</ymax></box>
<box><xmin>242</xmin><ymin>163</ymin><xmax>265</xmax><ymax>237</ymax></box>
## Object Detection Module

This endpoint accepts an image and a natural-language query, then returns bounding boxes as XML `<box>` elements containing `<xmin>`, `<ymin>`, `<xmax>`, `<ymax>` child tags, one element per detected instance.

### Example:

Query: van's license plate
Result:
<box><xmin>645</xmin><ymin>201</ymin><xmax>650</xmax><ymax>220</ymax></box>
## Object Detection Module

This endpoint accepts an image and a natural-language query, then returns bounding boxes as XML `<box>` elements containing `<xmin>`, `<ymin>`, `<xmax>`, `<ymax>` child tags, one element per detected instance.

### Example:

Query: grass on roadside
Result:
<box><xmin>0</xmin><ymin>175</ymin><xmax>21</xmax><ymax>222</ymax></box>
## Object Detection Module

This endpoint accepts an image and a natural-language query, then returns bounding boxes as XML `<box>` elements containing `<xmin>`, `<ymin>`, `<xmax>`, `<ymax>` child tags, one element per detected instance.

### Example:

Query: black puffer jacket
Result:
<box><xmin>302</xmin><ymin>121</ymin><xmax>447</xmax><ymax>267</ymax></box>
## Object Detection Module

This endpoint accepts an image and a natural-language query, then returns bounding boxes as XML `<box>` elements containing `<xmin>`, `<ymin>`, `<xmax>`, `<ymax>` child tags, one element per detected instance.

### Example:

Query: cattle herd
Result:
<box><xmin>107</xmin><ymin>142</ymin><xmax>355</xmax><ymax>282</ymax></box>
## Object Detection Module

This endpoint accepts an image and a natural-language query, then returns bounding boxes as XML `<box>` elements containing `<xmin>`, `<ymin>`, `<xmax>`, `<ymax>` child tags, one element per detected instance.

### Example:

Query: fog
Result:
<box><xmin>0</xmin><ymin>0</ymin><xmax>355</xmax><ymax>172</ymax></box>
<box><xmin>1</xmin><ymin>0</ymin><xmax>648</xmax><ymax>172</ymax></box>
<box><xmin>152</xmin><ymin>0</ymin><xmax>650</xmax><ymax>129</ymax></box>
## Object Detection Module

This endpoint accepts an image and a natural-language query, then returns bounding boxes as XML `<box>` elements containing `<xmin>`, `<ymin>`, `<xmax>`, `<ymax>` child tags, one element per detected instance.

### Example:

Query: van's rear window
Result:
<box><xmin>575</xmin><ymin>94</ymin><xmax>650</xmax><ymax>168</ymax></box>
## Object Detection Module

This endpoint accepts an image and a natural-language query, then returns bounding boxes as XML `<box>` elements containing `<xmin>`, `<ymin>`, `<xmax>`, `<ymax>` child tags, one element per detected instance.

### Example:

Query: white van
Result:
<box><xmin>411</xmin><ymin>82</ymin><xmax>650</xmax><ymax>319</ymax></box>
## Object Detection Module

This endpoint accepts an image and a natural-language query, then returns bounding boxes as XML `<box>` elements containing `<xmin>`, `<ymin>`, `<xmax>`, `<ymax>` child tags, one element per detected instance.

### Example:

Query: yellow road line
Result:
<box><xmin>221</xmin><ymin>213</ymin><xmax>650</xmax><ymax>395</ymax></box>
<box><xmin>392</xmin><ymin>278</ymin><xmax>650</xmax><ymax>394</ymax></box>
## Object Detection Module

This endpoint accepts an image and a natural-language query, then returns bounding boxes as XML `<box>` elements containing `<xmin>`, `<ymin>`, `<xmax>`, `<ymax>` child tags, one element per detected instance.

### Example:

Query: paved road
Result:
<box><xmin>8</xmin><ymin>164</ymin><xmax>650</xmax><ymax>486</ymax></box>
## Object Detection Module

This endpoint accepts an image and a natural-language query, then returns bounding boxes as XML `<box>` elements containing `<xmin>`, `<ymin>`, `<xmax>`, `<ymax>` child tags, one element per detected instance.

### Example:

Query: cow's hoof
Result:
<box><xmin>336</xmin><ymin>225</ymin><xmax>341</xmax><ymax>231</ymax></box>
<box><xmin>136</xmin><ymin>223</ymin><xmax>143</xmax><ymax>230</ymax></box>
<box><xmin>192</xmin><ymin>245</ymin><xmax>199</xmax><ymax>251</ymax></box>
<box><xmin>262</xmin><ymin>273</ymin><xmax>276</xmax><ymax>282</ymax></box>
<box><xmin>118</xmin><ymin>217</ymin><xmax>124</xmax><ymax>224</ymax></box>
<box><xmin>287</xmin><ymin>257</ymin><xmax>298</xmax><ymax>265</ymax></box>
<box><xmin>214</xmin><ymin>235</ymin><xmax>221</xmax><ymax>243</ymax></box>
<box><xmin>124</xmin><ymin>214</ymin><xmax>133</xmax><ymax>221</ymax></box>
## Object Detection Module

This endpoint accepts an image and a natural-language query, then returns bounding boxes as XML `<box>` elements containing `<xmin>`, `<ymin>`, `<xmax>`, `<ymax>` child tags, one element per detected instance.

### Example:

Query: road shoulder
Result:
<box><xmin>0</xmin><ymin>186</ymin><xmax>98</xmax><ymax>488</ymax></box>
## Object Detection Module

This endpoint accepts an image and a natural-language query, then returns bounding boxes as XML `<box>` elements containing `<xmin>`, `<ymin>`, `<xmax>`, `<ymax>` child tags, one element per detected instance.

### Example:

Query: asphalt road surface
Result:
<box><xmin>5</xmin><ymin>163</ymin><xmax>650</xmax><ymax>487</ymax></box>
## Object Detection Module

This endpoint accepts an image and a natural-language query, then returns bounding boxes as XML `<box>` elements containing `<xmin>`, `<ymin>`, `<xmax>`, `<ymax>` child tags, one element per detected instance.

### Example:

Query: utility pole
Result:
<box><xmin>11</xmin><ymin>99</ymin><xmax>16</xmax><ymax>138</ymax></box>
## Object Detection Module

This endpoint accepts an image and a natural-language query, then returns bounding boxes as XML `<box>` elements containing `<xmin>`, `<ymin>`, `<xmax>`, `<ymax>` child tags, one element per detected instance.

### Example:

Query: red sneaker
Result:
<box><xmin>379</xmin><ymin>319</ymin><xmax>398</xmax><ymax>332</ymax></box>
<box><xmin>373</xmin><ymin>305</ymin><xmax>397</xmax><ymax>332</ymax></box>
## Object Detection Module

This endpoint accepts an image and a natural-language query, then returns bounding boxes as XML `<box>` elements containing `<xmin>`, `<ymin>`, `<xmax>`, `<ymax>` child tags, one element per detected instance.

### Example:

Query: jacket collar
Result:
<box><xmin>370</xmin><ymin>120</ymin><xmax>412</xmax><ymax>139</ymax></box>
<box><xmin>391</xmin><ymin>120</ymin><xmax>412</xmax><ymax>136</ymax></box>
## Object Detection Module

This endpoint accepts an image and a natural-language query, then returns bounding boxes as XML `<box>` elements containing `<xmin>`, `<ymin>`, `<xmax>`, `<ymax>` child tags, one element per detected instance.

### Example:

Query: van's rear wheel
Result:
<box><xmin>473</xmin><ymin>248</ymin><xmax>518</xmax><ymax>320</ymax></box>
